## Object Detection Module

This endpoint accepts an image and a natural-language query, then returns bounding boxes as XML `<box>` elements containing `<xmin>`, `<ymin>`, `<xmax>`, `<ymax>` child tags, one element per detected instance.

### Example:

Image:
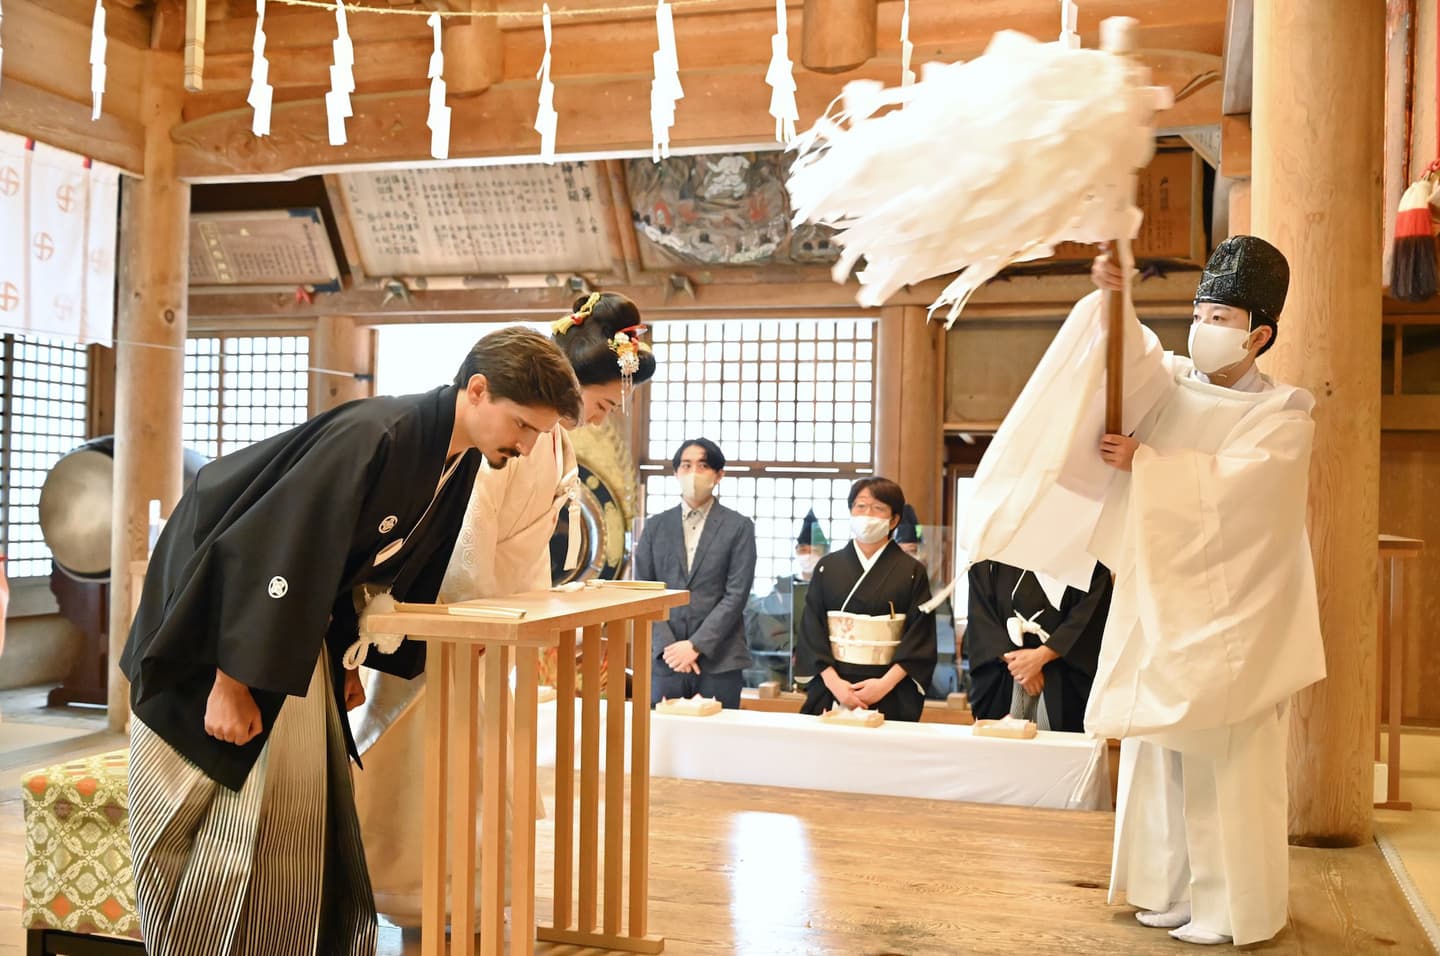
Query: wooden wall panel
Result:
<box><xmin>944</xmin><ymin>316</ymin><xmax>1190</xmax><ymax>428</ymax></box>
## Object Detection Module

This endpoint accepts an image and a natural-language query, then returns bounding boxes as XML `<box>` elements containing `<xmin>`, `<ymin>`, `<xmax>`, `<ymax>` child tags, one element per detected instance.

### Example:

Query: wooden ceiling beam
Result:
<box><xmin>0</xmin><ymin>0</ymin><xmax>149</xmax><ymax>170</ymax></box>
<box><xmin>187</xmin><ymin>267</ymin><xmax>1201</xmax><ymax>326</ymax></box>
<box><xmin>171</xmin><ymin>47</ymin><xmax>1221</xmax><ymax>180</ymax></box>
<box><xmin>185</xmin><ymin>0</ymin><xmax>1221</xmax><ymax>90</ymax></box>
<box><xmin>0</xmin><ymin>76</ymin><xmax>146</xmax><ymax>172</ymax></box>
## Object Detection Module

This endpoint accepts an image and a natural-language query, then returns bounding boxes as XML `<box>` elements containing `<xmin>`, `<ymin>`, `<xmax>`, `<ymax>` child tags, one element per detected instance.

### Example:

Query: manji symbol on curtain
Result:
<box><xmin>0</xmin><ymin>131</ymin><xmax>119</xmax><ymax>345</ymax></box>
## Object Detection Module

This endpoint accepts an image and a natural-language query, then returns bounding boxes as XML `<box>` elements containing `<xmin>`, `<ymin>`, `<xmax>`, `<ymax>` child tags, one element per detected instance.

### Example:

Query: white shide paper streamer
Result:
<box><xmin>248</xmin><ymin>0</ymin><xmax>274</xmax><ymax>136</ymax></box>
<box><xmin>90</xmin><ymin>0</ymin><xmax>107</xmax><ymax>121</ymax></box>
<box><xmin>900</xmin><ymin>0</ymin><xmax>915</xmax><ymax>86</ymax></box>
<box><xmin>326</xmin><ymin>1</ymin><xmax>355</xmax><ymax>146</ymax></box>
<box><xmin>650</xmin><ymin>0</ymin><xmax>683</xmax><ymax>161</ymax></box>
<box><xmin>534</xmin><ymin>4</ymin><xmax>557</xmax><ymax>163</ymax></box>
<box><xmin>426</xmin><ymin>13</ymin><xmax>451</xmax><ymax>159</ymax></box>
<box><xmin>765</xmin><ymin>0</ymin><xmax>797</xmax><ymax>143</ymax></box>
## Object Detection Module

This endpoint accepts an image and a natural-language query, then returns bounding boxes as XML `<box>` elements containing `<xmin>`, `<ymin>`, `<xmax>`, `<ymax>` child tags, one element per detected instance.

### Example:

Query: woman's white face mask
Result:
<box><xmin>849</xmin><ymin>515</ymin><xmax>892</xmax><ymax>545</ymax></box>
<box><xmin>1188</xmin><ymin>317</ymin><xmax>1258</xmax><ymax>375</ymax></box>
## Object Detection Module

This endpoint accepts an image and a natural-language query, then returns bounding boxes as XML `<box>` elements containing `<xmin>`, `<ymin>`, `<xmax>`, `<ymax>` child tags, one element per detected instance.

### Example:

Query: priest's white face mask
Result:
<box><xmin>1188</xmin><ymin>303</ymin><xmax>1268</xmax><ymax>375</ymax></box>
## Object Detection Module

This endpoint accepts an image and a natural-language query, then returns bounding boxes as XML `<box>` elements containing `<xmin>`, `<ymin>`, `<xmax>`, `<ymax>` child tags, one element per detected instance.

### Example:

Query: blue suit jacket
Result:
<box><xmin>633</xmin><ymin>500</ymin><xmax>757</xmax><ymax>674</ymax></box>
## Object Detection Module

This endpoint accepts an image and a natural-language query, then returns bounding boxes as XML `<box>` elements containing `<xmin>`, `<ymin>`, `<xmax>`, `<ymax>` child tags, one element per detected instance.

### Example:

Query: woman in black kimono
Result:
<box><xmin>797</xmin><ymin>478</ymin><xmax>936</xmax><ymax>721</ymax></box>
<box><xmin>965</xmin><ymin>560</ymin><xmax>1113</xmax><ymax>732</ymax></box>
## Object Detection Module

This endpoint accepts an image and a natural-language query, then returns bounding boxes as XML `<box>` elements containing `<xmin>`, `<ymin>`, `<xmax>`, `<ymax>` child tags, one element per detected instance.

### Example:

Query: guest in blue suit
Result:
<box><xmin>633</xmin><ymin>438</ymin><xmax>757</xmax><ymax>708</ymax></box>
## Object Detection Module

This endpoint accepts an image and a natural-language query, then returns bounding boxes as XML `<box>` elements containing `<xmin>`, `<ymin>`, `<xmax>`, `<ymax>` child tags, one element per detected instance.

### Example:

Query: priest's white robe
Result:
<box><xmin>348</xmin><ymin>425</ymin><xmax>577</xmax><ymax>927</ymax></box>
<box><xmin>961</xmin><ymin>291</ymin><xmax>1325</xmax><ymax>945</ymax></box>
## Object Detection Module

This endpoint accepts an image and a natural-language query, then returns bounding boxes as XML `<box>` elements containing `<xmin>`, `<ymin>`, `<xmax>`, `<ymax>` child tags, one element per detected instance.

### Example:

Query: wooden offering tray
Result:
<box><xmin>819</xmin><ymin>708</ymin><xmax>885</xmax><ymax>728</ymax></box>
<box><xmin>655</xmin><ymin>697</ymin><xmax>722</xmax><ymax>717</ymax></box>
<box><xmin>973</xmin><ymin>718</ymin><xmax>1038</xmax><ymax>739</ymax></box>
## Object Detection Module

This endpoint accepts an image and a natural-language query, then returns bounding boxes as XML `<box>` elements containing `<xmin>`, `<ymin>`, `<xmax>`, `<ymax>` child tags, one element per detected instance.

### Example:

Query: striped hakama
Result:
<box><xmin>128</xmin><ymin>656</ymin><xmax>376</xmax><ymax>955</ymax></box>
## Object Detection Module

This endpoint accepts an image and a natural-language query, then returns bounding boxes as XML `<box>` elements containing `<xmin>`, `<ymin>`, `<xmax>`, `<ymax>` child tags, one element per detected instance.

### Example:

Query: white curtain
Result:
<box><xmin>0</xmin><ymin>131</ymin><xmax>119</xmax><ymax>345</ymax></box>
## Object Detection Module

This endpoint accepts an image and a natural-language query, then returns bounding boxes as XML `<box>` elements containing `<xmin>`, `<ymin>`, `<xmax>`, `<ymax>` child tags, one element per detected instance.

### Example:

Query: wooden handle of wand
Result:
<box><xmin>1103</xmin><ymin>280</ymin><xmax>1125</xmax><ymax>436</ymax></box>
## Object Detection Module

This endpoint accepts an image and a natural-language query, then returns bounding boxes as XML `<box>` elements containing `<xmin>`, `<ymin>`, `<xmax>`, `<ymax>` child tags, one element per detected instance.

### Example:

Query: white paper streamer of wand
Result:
<box><xmin>650</xmin><ymin>0</ymin><xmax>683</xmax><ymax>162</ymax></box>
<box><xmin>326</xmin><ymin>1</ymin><xmax>355</xmax><ymax>146</ymax></box>
<box><xmin>426</xmin><ymin>13</ymin><xmax>451</xmax><ymax>159</ymax></box>
<box><xmin>90</xmin><ymin>0</ymin><xmax>107</xmax><ymax>120</ymax></box>
<box><xmin>900</xmin><ymin>0</ymin><xmax>915</xmax><ymax>86</ymax></box>
<box><xmin>534</xmin><ymin>3</ymin><xmax>557</xmax><ymax>163</ymax></box>
<box><xmin>248</xmin><ymin>0</ymin><xmax>274</xmax><ymax>136</ymax></box>
<box><xmin>765</xmin><ymin>0</ymin><xmax>797</xmax><ymax>143</ymax></box>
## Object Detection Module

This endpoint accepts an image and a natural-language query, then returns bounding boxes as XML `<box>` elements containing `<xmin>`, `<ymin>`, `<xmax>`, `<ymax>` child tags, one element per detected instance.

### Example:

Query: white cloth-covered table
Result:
<box><xmin>535</xmin><ymin>699</ymin><xmax>1110</xmax><ymax>811</ymax></box>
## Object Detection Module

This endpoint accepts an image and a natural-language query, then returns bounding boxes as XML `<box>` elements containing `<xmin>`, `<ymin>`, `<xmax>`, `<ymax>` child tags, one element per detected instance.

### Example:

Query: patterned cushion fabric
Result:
<box><xmin>21</xmin><ymin>748</ymin><xmax>140</xmax><ymax>940</ymax></box>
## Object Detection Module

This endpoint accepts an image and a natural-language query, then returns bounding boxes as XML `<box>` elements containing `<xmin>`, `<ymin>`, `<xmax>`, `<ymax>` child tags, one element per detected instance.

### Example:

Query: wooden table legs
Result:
<box><xmin>420</xmin><ymin>641</ymin><xmax>542</xmax><ymax>955</ymax></box>
<box><xmin>1376</xmin><ymin>555</ymin><xmax>1412</xmax><ymax>811</ymax></box>
<box><xmin>422</xmin><ymin>642</ymin><xmax>452</xmax><ymax>956</ymax></box>
<box><xmin>537</xmin><ymin>616</ymin><xmax>664</xmax><ymax>954</ymax></box>
<box><xmin>419</xmin><ymin>616</ymin><xmax>663</xmax><ymax>954</ymax></box>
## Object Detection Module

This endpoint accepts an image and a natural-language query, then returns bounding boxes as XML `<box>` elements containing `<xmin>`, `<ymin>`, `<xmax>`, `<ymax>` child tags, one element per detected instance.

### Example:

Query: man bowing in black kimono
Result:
<box><xmin>121</xmin><ymin>326</ymin><xmax>582</xmax><ymax>956</ymax></box>
<box><xmin>796</xmin><ymin>478</ymin><xmax>936</xmax><ymax>721</ymax></box>
<box><xmin>965</xmin><ymin>560</ymin><xmax>1112</xmax><ymax>732</ymax></box>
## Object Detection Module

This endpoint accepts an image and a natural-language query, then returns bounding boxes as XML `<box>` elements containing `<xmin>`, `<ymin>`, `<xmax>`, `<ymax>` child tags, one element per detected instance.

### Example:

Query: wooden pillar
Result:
<box><xmin>443</xmin><ymin>0</ymin><xmax>503</xmax><ymax>97</ymax></box>
<box><xmin>801</xmin><ymin>0</ymin><xmax>877</xmax><ymax>74</ymax></box>
<box><xmin>107</xmin><ymin>52</ymin><xmax>190</xmax><ymax>732</ymax></box>
<box><xmin>1227</xmin><ymin>178</ymin><xmax>1252</xmax><ymax>236</ymax></box>
<box><xmin>1252</xmin><ymin>0</ymin><xmax>1383</xmax><ymax>846</ymax></box>
<box><xmin>308</xmin><ymin>315</ymin><xmax>374</xmax><ymax>417</ymax></box>
<box><xmin>873</xmin><ymin>305</ymin><xmax>943</xmax><ymax>525</ymax></box>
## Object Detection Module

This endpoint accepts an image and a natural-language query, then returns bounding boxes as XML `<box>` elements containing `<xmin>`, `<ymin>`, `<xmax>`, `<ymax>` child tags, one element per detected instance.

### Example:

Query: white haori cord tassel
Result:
<box><xmin>248</xmin><ymin>0</ymin><xmax>274</xmax><ymax>136</ymax></box>
<box><xmin>345</xmin><ymin>590</ymin><xmax>405</xmax><ymax>670</ymax></box>
<box><xmin>650</xmin><ymin>0</ymin><xmax>683</xmax><ymax>161</ymax></box>
<box><xmin>765</xmin><ymin>0</ymin><xmax>798</xmax><ymax>143</ymax></box>
<box><xmin>426</xmin><ymin>13</ymin><xmax>451</xmax><ymax>159</ymax></box>
<box><xmin>534</xmin><ymin>3</ymin><xmax>557</xmax><ymax>163</ymax></box>
<box><xmin>326</xmin><ymin>1</ymin><xmax>355</xmax><ymax>146</ymax></box>
<box><xmin>90</xmin><ymin>0</ymin><xmax>107</xmax><ymax>120</ymax></box>
<box><xmin>1007</xmin><ymin>611</ymin><xmax>1050</xmax><ymax>647</ymax></box>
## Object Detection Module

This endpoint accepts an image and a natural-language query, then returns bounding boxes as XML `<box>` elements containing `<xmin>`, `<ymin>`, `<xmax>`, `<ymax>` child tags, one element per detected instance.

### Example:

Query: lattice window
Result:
<box><xmin>184</xmin><ymin>334</ymin><xmax>310</xmax><ymax>459</ymax></box>
<box><xmin>0</xmin><ymin>335</ymin><xmax>90</xmax><ymax>578</ymax></box>
<box><xmin>641</xmin><ymin>318</ymin><xmax>877</xmax><ymax>587</ymax></box>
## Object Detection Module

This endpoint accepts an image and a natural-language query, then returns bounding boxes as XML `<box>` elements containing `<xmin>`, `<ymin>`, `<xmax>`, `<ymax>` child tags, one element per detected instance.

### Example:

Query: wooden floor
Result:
<box><xmin>366</xmin><ymin>772</ymin><xmax>1427</xmax><ymax>956</ymax></box>
<box><xmin>0</xmin><ymin>696</ymin><xmax>1433</xmax><ymax>956</ymax></box>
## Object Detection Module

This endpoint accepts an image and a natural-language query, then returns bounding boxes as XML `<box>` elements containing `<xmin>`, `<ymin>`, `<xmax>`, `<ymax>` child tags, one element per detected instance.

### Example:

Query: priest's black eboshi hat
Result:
<box><xmin>797</xmin><ymin>509</ymin><xmax>828</xmax><ymax>549</ymax></box>
<box><xmin>1193</xmin><ymin>235</ymin><xmax>1290</xmax><ymax>327</ymax></box>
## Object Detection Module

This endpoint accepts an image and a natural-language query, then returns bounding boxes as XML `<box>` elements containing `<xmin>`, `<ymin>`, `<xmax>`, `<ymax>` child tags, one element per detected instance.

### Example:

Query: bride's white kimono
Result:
<box><xmin>348</xmin><ymin>426</ymin><xmax>577</xmax><ymax>926</ymax></box>
<box><xmin>961</xmin><ymin>291</ymin><xmax>1326</xmax><ymax>945</ymax></box>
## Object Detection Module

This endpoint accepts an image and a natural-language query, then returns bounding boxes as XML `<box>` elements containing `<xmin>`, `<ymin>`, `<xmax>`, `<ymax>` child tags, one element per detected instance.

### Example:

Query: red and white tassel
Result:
<box><xmin>1391</xmin><ymin>179</ymin><xmax>1438</xmax><ymax>302</ymax></box>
